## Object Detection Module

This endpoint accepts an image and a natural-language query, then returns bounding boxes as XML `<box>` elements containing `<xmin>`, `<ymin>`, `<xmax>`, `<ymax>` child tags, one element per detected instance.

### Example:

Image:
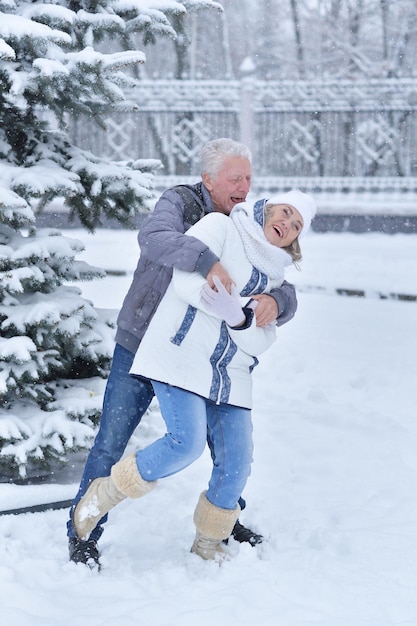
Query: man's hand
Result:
<box><xmin>206</xmin><ymin>261</ymin><xmax>234</xmax><ymax>294</ymax></box>
<box><xmin>251</xmin><ymin>294</ymin><xmax>278</xmax><ymax>326</ymax></box>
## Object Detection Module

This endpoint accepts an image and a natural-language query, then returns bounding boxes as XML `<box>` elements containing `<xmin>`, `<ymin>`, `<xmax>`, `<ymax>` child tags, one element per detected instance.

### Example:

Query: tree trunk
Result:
<box><xmin>289</xmin><ymin>0</ymin><xmax>305</xmax><ymax>77</ymax></box>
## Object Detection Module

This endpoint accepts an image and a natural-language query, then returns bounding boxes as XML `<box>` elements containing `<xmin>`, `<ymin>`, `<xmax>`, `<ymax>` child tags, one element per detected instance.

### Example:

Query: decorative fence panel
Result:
<box><xmin>69</xmin><ymin>78</ymin><xmax>417</xmax><ymax>223</ymax></box>
<box><xmin>253</xmin><ymin>80</ymin><xmax>417</xmax><ymax>180</ymax></box>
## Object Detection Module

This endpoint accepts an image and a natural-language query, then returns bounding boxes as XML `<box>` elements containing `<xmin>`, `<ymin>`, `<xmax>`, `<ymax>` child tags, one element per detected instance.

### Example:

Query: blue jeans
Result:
<box><xmin>137</xmin><ymin>382</ymin><xmax>253</xmax><ymax>510</ymax></box>
<box><xmin>67</xmin><ymin>344</ymin><xmax>248</xmax><ymax>540</ymax></box>
<box><xmin>67</xmin><ymin>344</ymin><xmax>154</xmax><ymax>541</ymax></box>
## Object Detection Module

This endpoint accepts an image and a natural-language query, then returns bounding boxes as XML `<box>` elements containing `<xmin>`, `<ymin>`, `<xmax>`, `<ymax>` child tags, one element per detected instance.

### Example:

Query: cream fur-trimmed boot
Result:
<box><xmin>191</xmin><ymin>491</ymin><xmax>240</xmax><ymax>562</ymax></box>
<box><xmin>73</xmin><ymin>453</ymin><xmax>155</xmax><ymax>540</ymax></box>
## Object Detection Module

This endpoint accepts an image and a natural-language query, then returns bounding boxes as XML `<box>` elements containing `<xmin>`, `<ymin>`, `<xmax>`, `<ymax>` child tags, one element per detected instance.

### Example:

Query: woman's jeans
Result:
<box><xmin>67</xmin><ymin>344</ymin><xmax>250</xmax><ymax>541</ymax></box>
<box><xmin>137</xmin><ymin>381</ymin><xmax>253</xmax><ymax>510</ymax></box>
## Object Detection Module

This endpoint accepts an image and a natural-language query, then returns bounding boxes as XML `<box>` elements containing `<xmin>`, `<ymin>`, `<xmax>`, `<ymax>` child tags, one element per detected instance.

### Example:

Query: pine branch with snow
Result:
<box><xmin>0</xmin><ymin>221</ymin><xmax>116</xmax><ymax>477</ymax></box>
<box><xmin>0</xmin><ymin>0</ymin><xmax>222</xmax><ymax>226</ymax></box>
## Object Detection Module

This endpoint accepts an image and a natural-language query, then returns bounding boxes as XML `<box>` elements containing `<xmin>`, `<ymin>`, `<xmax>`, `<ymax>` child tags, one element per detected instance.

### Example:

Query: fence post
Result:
<box><xmin>239</xmin><ymin>57</ymin><xmax>255</xmax><ymax>150</ymax></box>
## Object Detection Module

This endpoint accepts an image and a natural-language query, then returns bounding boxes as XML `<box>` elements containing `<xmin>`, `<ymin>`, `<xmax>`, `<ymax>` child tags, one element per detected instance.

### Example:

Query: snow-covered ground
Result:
<box><xmin>1</xmin><ymin>228</ymin><xmax>417</xmax><ymax>626</ymax></box>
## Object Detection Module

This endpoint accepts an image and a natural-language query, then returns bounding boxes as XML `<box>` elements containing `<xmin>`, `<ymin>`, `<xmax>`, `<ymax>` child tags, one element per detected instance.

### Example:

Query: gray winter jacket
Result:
<box><xmin>115</xmin><ymin>182</ymin><xmax>297</xmax><ymax>354</ymax></box>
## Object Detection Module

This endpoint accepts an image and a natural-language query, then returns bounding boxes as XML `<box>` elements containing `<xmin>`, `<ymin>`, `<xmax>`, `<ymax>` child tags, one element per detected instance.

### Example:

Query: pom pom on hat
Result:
<box><xmin>266</xmin><ymin>189</ymin><xmax>317</xmax><ymax>237</ymax></box>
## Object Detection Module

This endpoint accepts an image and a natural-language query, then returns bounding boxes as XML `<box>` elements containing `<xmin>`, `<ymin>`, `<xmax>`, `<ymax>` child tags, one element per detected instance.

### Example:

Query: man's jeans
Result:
<box><xmin>67</xmin><ymin>343</ymin><xmax>154</xmax><ymax>541</ymax></box>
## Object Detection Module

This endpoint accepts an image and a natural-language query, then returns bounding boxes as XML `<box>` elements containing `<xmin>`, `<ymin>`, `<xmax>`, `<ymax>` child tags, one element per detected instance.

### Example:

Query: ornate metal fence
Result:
<box><xmin>69</xmin><ymin>78</ymin><xmax>417</xmax><ymax>226</ymax></box>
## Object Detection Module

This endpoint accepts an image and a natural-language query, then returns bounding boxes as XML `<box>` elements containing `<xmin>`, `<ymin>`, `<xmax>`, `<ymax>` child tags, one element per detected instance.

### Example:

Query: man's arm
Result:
<box><xmin>138</xmin><ymin>188</ymin><xmax>219</xmax><ymax>276</ymax></box>
<box><xmin>206</xmin><ymin>261</ymin><xmax>235</xmax><ymax>293</ymax></box>
<box><xmin>139</xmin><ymin>188</ymin><xmax>233</xmax><ymax>288</ymax></box>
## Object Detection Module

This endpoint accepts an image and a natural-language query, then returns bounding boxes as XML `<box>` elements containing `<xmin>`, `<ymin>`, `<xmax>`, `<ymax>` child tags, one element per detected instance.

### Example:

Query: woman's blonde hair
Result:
<box><xmin>283</xmin><ymin>237</ymin><xmax>302</xmax><ymax>263</ymax></box>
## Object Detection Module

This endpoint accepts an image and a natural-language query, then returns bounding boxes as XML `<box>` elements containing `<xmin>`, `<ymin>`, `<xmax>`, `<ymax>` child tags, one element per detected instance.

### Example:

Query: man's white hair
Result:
<box><xmin>200</xmin><ymin>138</ymin><xmax>252</xmax><ymax>179</ymax></box>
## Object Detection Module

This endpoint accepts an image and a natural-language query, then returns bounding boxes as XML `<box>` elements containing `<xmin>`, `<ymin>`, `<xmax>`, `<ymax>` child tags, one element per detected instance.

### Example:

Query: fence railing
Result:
<box><xmin>69</xmin><ymin>78</ymin><xmax>417</xmax><ymax>219</ymax></box>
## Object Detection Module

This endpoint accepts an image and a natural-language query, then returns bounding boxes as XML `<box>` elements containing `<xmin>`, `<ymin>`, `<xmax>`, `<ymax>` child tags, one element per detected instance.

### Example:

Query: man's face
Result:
<box><xmin>203</xmin><ymin>156</ymin><xmax>252</xmax><ymax>215</ymax></box>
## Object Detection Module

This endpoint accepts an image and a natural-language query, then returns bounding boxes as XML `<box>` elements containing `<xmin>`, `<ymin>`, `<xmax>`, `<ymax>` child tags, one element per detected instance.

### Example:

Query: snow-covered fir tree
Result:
<box><xmin>0</xmin><ymin>0</ymin><xmax>222</xmax><ymax>480</ymax></box>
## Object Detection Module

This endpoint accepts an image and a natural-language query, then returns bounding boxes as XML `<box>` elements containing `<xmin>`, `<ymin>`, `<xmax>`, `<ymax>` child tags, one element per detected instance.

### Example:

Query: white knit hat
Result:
<box><xmin>266</xmin><ymin>189</ymin><xmax>317</xmax><ymax>237</ymax></box>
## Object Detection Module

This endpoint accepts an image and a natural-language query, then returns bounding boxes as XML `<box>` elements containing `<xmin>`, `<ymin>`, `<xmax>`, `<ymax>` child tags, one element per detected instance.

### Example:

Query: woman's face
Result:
<box><xmin>263</xmin><ymin>203</ymin><xmax>303</xmax><ymax>247</ymax></box>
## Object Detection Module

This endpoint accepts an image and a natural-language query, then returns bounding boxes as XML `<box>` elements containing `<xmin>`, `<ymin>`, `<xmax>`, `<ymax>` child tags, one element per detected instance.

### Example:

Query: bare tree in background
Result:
<box><xmin>137</xmin><ymin>0</ymin><xmax>417</xmax><ymax>80</ymax></box>
<box><xmin>289</xmin><ymin>0</ymin><xmax>305</xmax><ymax>77</ymax></box>
<box><xmin>380</xmin><ymin>0</ymin><xmax>390</xmax><ymax>69</ymax></box>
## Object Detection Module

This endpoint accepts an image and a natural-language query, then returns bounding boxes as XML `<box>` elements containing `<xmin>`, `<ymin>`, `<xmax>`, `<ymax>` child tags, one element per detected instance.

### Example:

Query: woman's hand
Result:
<box><xmin>201</xmin><ymin>276</ymin><xmax>245</xmax><ymax>327</ymax></box>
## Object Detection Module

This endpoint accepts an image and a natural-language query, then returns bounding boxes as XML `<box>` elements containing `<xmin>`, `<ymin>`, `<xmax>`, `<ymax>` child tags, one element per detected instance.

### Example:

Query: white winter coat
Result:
<box><xmin>130</xmin><ymin>209</ymin><xmax>289</xmax><ymax>409</ymax></box>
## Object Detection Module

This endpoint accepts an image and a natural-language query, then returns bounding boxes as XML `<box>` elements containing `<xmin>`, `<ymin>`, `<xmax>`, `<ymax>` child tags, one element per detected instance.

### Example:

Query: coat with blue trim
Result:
<box><xmin>130</xmin><ymin>211</ymin><xmax>283</xmax><ymax>409</ymax></box>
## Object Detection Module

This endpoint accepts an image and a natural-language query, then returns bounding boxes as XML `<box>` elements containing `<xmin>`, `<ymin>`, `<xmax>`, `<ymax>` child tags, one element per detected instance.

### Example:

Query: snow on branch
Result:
<box><xmin>0</xmin><ymin>266</ymin><xmax>46</xmax><ymax>296</ymax></box>
<box><xmin>0</xmin><ymin>14</ymin><xmax>72</xmax><ymax>46</ymax></box>
<box><xmin>0</xmin><ymin>336</ymin><xmax>37</xmax><ymax>365</ymax></box>
<box><xmin>0</xmin><ymin>36</ymin><xmax>14</xmax><ymax>59</ymax></box>
<box><xmin>75</xmin><ymin>8</ymin><xmax>125</xmax><ymax>31</ymax></box>
<box><xmin>10</xmin><ymin>162</ymin><xmax>81</xmax><ymax>199</ymax></box>
<box><xmin>181</xmin><ymin>0</ymin><xmax>223</xmax><ymax>11</ymax></box>
<box><xmin>0</xmin><ymin>185</ymin><xmax>34</xmax><ymax>228</ymax></box>
<box><xmin>20</xmin><ymin>3</ymin><xmax>76</xmax><ymax>31</ymax></box>
<box><xmin>63</xmin><ymin>46</ymin><xmax>146</xmax><ymax>73</ymax></box>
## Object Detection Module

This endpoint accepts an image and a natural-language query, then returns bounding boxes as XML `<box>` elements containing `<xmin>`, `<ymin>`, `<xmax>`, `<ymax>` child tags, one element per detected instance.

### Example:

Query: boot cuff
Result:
<box><xmin>193</xmin><ymin>491</ymin><xmax>240</xmax><ymax>541</ymax></box>
<box><xmin>111</xmin><ymin>453</ymin><xmax>155</xmax><ymax>499</ymax></box>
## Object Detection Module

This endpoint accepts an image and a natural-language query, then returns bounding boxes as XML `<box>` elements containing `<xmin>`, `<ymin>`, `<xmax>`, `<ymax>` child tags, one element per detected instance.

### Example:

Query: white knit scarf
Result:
<box><xmin>230</xmin><ymin>200</ymin><xmax>292</xmax><ymax>282</ymax></box>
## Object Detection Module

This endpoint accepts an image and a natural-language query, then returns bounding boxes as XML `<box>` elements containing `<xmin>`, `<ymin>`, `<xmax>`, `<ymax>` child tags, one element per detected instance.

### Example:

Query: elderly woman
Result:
<box><xmin>73</xmin><ymin>189</ymin><xmax>316</xmax><ymax>563</ymax></box>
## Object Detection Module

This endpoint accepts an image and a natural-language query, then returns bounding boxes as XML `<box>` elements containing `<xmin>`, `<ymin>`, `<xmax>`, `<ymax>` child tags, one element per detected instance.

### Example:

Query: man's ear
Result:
<box><xmin>202</xmin><ymin>172</ymin><xmax>213</xmax><ymax>192</ymax></box>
